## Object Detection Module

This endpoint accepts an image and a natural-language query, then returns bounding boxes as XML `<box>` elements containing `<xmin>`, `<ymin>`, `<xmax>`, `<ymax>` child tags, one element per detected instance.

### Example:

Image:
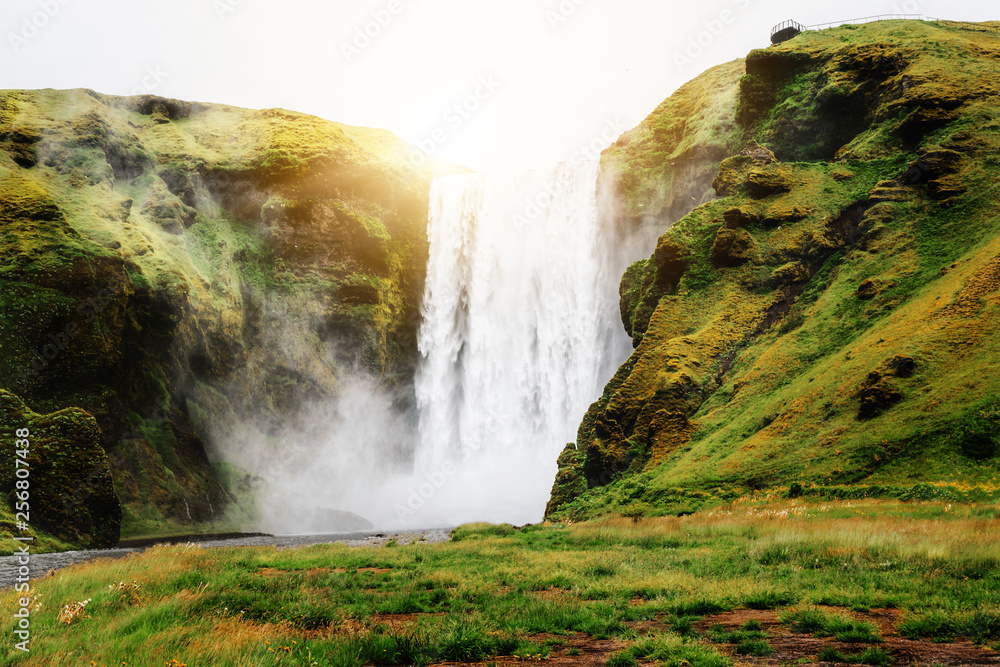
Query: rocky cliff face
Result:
<box><xmin>548</xmin><ymin>20</ymin><xmax>1000</xmax><ymax>518</ymax></box>
<box><xmin>0</xmin><ymin>89</ymin><xmax>452</xmax><ymax>545</ymax></box>
<box><xmin>600</xmin><ymin>58</ymin><xmax>745</xmax><ymax>232</ymax></box>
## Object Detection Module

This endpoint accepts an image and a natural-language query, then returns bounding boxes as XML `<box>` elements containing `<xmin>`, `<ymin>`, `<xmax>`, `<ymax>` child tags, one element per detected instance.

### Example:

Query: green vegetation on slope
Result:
<box><xmin>550</xmin><ymin>20</ymin><xmax>1000</xmax><ymax>519</ymax></box>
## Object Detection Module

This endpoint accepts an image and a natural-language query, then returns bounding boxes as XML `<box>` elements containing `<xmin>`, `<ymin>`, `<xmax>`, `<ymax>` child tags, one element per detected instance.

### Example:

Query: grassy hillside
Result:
<box><xmin>549</xmin><ymin>19</ymin><xmax>1000</xmax><ymax>519</ymax></box>
<box><xmin>0</xmin><ymin>89</ymin><xmax>457</xmax><ymax>546</ymax></box>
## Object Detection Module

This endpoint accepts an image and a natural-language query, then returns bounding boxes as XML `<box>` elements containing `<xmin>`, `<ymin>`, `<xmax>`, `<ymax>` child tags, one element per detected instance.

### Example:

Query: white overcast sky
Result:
<box><xmin>1</xmin><ymin>0</ymin><xmax>995</xmax><ymax>171</ymax></box>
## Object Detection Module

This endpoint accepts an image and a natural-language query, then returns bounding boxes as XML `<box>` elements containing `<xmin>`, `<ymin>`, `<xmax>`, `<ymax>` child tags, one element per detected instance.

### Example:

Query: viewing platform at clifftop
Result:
<box><xmin>770</xmin><ymin>14</ymin><xmax>924</xmax><ymax>44</ymax></box>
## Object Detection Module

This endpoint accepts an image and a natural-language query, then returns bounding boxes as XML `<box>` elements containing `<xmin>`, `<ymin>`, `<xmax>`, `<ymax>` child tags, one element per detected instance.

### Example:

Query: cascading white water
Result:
<box><xmin>235</xmin><ymin>160</ymin><xmax>648</xmax><ymax>533</ymax></box>
<box><xmin>411</xmin><ymin>160</ymin><xmax>628</xmax><ymax>525</ymax></box>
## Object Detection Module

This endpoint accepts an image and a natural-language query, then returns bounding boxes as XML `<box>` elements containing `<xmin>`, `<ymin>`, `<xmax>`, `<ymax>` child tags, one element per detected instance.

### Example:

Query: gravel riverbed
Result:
<box><xmin>0</xmin><ymin>529</ymin><xmax>452</xmax><ymax>589</ymax></box>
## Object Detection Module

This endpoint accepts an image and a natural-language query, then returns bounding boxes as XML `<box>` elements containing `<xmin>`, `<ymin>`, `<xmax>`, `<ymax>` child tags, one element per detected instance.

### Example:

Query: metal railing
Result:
<box><xmin>804</xmin><ymin>14</ymin><xmax>923</xmax><ymax>30</ymax></box>
<box><xmin>770</xmin><ymin>19</ymin><xmax>805</xmax><ymax>37</ymax></box>
<box><xmin>927</xmin><ymin>18</ymin><xmax>1000</xmax><ymax>34</ymax></box>
<box><xmin>770</xmin><ymin>14</ymin><xmax>925</xmax><ymax>39</ymax></box>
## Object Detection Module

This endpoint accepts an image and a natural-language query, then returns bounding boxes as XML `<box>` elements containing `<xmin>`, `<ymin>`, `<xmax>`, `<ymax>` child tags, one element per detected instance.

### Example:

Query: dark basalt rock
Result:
<box><xmin>858</xmin><ymin>378</ymin><xmax>904</xmax><ymax>420</ymax></box>
<box><xmin>857</xmin><ymin>356</ymin><xmax>915</xmax><ymax>419</ymax></box>
<box><xmin>740</xmin><ymin>140</ymin><xmax>777</xmax><ymax>164</ymax></box>
<box><xmin>888</xmin><ymin>355</ymin><xmax>915</xmax><ymax>378</ymax></box>
<box><xmin>857</xmin><ymin>279</ymin><xmax>878</xmax><ymax>300</ymax></box>
<box><xmin>711</xmin><ymin>228</ymin><xmax>757</xmax><ymax>268</ymax></box>
<box><xmin>339</xmin><ymin>283</ymin><xmax>380</xmax><ymax>305</ymax></box>
<box><xmin>723</xmin><ymin>205</ymin><xmax>760</xmax><ymax>229</ymax></box>
<box><xmin>653</xmin><ymin>234</ymin><xmax>692</xmax><ymax>288</ymax></box>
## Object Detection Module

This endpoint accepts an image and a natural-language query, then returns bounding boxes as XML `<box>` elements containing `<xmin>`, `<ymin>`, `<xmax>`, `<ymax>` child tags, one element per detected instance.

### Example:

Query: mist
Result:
<box><xmin>203</xmin><ymin>160</ymin><xmax>673</xmax><ymax>533</ymax></box>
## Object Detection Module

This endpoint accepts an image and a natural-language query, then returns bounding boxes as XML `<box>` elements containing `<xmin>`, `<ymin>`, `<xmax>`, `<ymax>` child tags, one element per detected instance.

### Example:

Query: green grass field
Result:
<box><xmin>3</xmin><ymin>499</ymin><xmax>999</xmax><ymax>666</ymax></box>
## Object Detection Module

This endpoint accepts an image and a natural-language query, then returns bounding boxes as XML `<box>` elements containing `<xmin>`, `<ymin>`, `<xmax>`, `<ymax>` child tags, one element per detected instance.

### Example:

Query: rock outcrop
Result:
<box><xmin>0</xmin><ymin>390</ymin><xmax>121</xmax><ymax>547</ymax></box>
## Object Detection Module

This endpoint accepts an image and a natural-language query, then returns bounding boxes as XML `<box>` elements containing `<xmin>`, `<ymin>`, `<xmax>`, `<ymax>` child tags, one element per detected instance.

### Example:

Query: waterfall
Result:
<box><xmin>240</xmin><ymin>161</ymin><xmax>644</xmax><ymax>533</ymax></box>
<box><xmin>410</xmin><ymin>161</ymin><xmax>629</xmax><ymax>525</ymax></box>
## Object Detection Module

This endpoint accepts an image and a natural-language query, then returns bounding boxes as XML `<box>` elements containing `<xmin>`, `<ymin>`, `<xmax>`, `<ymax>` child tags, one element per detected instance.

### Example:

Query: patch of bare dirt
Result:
<box><xmin>529</xmin><ymin>588</ymin><xmax>575</xmax><ymax>601</ymax></box>
<box><xmin>255</xmin><ymin>566</ymin><xmax>347</xmax><ymax>577</ymax></box>
<box><xmin>239</xmin><ymin>604</ymin><xmax>1000</xmax><ymax>666</ymax></box>
<box><xmin>697</xmin><ymin>608</ymin><xmax>1000</xmax><ymax>666</ymax></box>
<box><xmin>371</xmin><ymin>612</ymin><xmax>447</xmax><ymax>625</ymax></box>
<box><xmin>434</xmin><ymin>633</ymin><xmax>628</xmax><ymax>667</ymax></box>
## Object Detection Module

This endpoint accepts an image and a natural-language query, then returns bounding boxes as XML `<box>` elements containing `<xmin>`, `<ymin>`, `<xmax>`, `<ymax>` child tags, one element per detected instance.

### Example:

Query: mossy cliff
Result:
<box><xmin>0</xmin><ymin>89</ymin><xmax>454</xmax><ymax>545</ymax></box>
<box><xmin>600</xmin><ymin>58</ymin><xmax>745</xmax><ymax>226</ymax></box>
<box><xmin>549</xmin><ymin>20</ymin><xmax>1000</xmax><ymax>518</ymax></box>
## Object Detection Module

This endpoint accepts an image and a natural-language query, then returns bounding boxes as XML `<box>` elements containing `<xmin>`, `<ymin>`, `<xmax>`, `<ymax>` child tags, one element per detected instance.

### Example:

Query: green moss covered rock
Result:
<box><xmin>711</xmin><ymin>228</ymin><xmax>757</xmax><ymax>268</ymax></box>
<box><xmin>0</xmin><ymin>390</ymin><xmax>121</xmax><ymax>547</ymax></box>
<box><xmin>746</xmin><ymin>165</ymin><xmax>793</xmax><ymax>198</ymax></box>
